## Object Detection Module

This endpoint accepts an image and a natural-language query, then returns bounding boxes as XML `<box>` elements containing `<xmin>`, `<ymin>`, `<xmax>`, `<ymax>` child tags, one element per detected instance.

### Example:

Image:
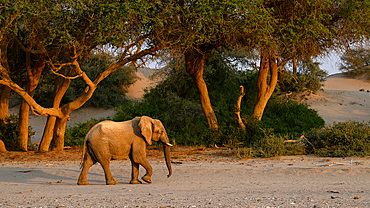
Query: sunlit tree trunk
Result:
<box><xmin>39</xmin><ymin>71</ymin><xmax>71</xmax><ymax>151</ymax></box>
<box><xmin>0</xmin><ymin>40</ymin><xmax>10</xmax><ymax>123</ymax></box>
<box><xmin>185</xmin><ymin>49</ymin><xmax>218</xmax><ymax>130</ymax></box>
<box><xmin>253</xmin><ymin>53</ymin><xmax>279</xmax><ymax>120</ymax></box>
<box><xmin>18</xmin><ymin>54</ymin><xmax>44</xmax><ymax>151</ymax></box>
<box><xmin>50</xmin><ymin>116</ymin><xmax>68</xmax><ymax>151</ymax></box>
<box><xmin>0</xmin><ymin>86</ymin><xmax>11</xmax><ymax>122</ymax></box>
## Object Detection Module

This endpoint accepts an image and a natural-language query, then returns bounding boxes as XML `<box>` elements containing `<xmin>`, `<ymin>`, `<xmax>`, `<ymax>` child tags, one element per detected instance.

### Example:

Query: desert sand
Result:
<box><xmin>2</xmin><ymin>72</ymin><xmax>370</xmax><ymax>207</ymax></box>
<box><xmin>303</xmin><ymin>73</ymin><xmax>370</xmax><ymax>126</ymax></box>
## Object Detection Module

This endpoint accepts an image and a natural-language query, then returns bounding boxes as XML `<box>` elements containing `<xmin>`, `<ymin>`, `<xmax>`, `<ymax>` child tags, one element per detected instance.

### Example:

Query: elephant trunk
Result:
<box><xmin>163</xmin><ymin>143</ymin><xmax>172</xmax><ymax>178</ymax></box>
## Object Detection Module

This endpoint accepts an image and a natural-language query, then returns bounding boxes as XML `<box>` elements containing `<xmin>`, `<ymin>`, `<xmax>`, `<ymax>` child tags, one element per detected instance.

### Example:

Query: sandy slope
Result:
<box><xmin>303</xmin><ymin>73</ymin><xmax>370</xmax><ymax>126</ymax></box>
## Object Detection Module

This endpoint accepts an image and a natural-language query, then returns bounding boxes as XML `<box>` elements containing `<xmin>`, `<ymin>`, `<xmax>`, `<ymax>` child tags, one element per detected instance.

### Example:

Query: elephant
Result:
<box><xmin>77</xmin><ymin>116</ymin><xmax>172</xmax><ymax>185</ymax></box>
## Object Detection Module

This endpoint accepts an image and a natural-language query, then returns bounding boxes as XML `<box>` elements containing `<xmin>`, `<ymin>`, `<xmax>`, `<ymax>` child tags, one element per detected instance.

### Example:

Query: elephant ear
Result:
<box><xmin>138</xmin><ymin>116</ymin><xmax>153</xmax><ymax>145</ymax></box>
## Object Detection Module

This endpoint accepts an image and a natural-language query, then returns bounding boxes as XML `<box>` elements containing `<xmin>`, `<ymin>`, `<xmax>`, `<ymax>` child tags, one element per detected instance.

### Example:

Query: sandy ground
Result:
<box><xmin>2</xmin><ymin>72</ymin><xmax>370</xmax><ymax>207</ymax></box>
<box><xmin>303</xmin><ymin>73</ymin><xmax>370</xmax><ymax>126</ymax></box>
<box><xmin>0</xmin><ymin>147</ymin><xmax>369</xmax><ymax>207</ymax></box>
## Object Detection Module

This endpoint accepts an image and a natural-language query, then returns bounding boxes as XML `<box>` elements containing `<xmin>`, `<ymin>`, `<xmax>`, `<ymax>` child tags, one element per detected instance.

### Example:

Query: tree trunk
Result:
<box><xmin>293</xmin><ymin>56</ymin><xmax>297</xmax><ymax>76</ymax></box>
<box><xmin>18</xmin><ymin>100</ymin><xmax>30</xmax><ymax>151</ymax></box>
<box><xmin>39</xmin><ymin>74</ymin><xmax>71</xmax><ymax>152</ymax></box>
<box><xmin>0</xmin><ymin>40</ymin><xmax>10</xmax><ymax>123</ymax></box>
<box><xmin>38</xmin><ymin>116</ymin><xmax>56</xmax><ymax>151</ymax></box>
<box><xmin>185</xmin><ymin>49</ymin><xmax>218</xmax><ymax>130</ymax></box>
<box><xmin>18</xmin><ymin>54</ymin><xmax>44</xmax><ymax>151</ymax></box>
<box><xmin>253</xmin><ymin>54</ymin><xmax>279</xmax><ymax>120</ymax></box>
<box><xmin>0</xmin><ymin>86</ymin><xmax>11</xmax><ymax>122</ymax></box>
<box><xmin>50</xmin><ymin>116</ymin><xmax>68</xmax><ymax>151</ymax></box>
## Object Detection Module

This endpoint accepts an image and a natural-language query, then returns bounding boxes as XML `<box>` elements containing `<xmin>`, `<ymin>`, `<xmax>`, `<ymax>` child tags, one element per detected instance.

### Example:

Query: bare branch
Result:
<box><xmin>234</xmin><ymin>85</ymin><xmax>246</xmax><ymax>131</ymax></box>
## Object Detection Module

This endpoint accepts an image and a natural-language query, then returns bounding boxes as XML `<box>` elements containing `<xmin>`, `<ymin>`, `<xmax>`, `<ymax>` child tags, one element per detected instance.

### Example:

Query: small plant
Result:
<box><xmin>305</xmin><ymin>121</ymin><xmax>370</xmax><ymax>157</ymax></box>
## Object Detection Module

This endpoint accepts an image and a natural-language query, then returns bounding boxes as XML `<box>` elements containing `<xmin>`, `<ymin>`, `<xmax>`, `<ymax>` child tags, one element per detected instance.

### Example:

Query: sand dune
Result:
<box><xmin>303</xmin><ymin>73</ymin><xmax>370</xmax><ymax>126</ymax></box>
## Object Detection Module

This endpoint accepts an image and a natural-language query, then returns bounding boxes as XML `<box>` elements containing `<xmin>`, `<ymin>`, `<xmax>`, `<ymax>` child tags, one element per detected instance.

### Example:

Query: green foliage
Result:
<box><xmin>0</xmin><ymin>115</ymin><xmax>35</xmax><ymax>151</ymax></box>
<box><xmin>252</xmin><ymin>129</ymin><xmax>306</xmax><ymax>158</ymax></box>
<box><xmin>305</xmin><ymin>121</ymin><xmax>370</xmax><ymax>157</ymax></box>
<box><xmin>64</xmin><ymin>118</ymin><xmax>107</xmax><ymax>147</ymax></box>
<box><xmin>339</xmin><ymin>47</ymin><xmax>370</xmax><ymax>75</ymax></box>
<box><xmin>263</xmin><ymin>100</ymin><xmax>325</xmax><ymax>135</ymax></box>
<box><xmin>278</xmin><ymin>59</ymin><xmax>327</xmax><ymax>93</ymax></box>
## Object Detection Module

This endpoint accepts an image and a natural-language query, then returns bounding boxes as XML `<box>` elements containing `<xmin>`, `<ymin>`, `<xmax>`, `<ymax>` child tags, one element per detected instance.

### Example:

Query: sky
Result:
<box><xmin>316</xmin><ymin>52</ymin><xmax>342</xmax><ymax>75</ymax></box>
<box><xmin>148</xmin><ymin>52</ymin><xmax>344</xmax><ymax>76</ymax></box>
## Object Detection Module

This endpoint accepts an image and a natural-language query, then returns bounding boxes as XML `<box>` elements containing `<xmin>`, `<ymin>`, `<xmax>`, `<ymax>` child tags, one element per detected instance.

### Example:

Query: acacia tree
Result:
<box><xmin>152</xmin><ymin>0</ymin><xmax>250</xmax><ymax>130</ymax></box>
<box><xmin>246</xmin><ymin>0</ymin><xmax>370</xmax><ymax>120</ymax></box>
<box><xmin>0</xmin><ymin>0</ymin><xmax>166</xmax><ymax>151</ymax></box>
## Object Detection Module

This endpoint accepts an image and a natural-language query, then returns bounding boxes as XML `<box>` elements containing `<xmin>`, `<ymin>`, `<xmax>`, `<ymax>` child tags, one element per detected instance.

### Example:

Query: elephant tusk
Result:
<box><xmin>165</xmin><ymin>142</ymin><xmax>173</xmax><ymax>147</ymax></box>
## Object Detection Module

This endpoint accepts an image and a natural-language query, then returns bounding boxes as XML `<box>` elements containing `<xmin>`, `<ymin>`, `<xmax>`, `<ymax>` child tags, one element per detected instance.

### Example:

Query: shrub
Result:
<box><xmin>252</xmin><ymin>129</ymin><xmax>306</xmax><ymax>158</ymax></box>
<box><xmin>305</xmin><ymin>121</ymin><xmax>370</xmax><ymax>157</ymax></box>
<box><xmin>64</xmin><ymin>117</ymin><xmax>107</xmax><ymax>147</ymax></box>
<box><xmin>0</xmin><ymin>115</ymin><xmax>35</xmax><ymax>151</ymax></box>
<box><xmin>262</xmin><ymin>100</ymin><xmax>325</xmax><ymax>135</ymax></box>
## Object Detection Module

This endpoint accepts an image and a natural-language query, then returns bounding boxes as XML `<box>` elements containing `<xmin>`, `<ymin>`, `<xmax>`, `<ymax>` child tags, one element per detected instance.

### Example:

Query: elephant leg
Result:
<box><xmin>100</xmin><ymin>158</ymin><xmax>118</xmax><ymax>185</ymax></box>
<box><xmin>139</xmin><ymin>158</ymin><xmax>153</xmax><ymax>184</ymax></box>
<box><xmin>77</xmin><ymin>153</ymin><xmax>94</xmax><ymax>185</ymax></box>
<box><xmin>129</xmin><ymin>153</ymin><xmax>142</xmax><ymax>184</ymax></box>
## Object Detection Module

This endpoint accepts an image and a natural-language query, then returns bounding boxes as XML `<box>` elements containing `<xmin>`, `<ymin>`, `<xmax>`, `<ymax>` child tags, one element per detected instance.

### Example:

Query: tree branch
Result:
<box><xmin>234</xmin><ymin>85</ymin><xmax>246</xmax><ymax>131</ymax></box>
<box><xmin>11</xmin><ymin>33</ymin><xmax>46</xmax><ymax>54</ymax></box>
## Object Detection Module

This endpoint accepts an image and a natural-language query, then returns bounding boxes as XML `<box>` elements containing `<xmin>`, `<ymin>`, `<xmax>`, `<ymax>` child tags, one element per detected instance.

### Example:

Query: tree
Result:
<box><xmin>153</xmin><ymin>0</ymin><xmax>249</xmax><ymax>130</ymax></box>
<box><xmin>0</xmin><ymin>0</ymin><xmax>166</xmax><ymax>151</ymax></box>
<box><xmin>245</xmin><ymin>0</ymin><xmax>370</xmax><ymax>120</ymax></box>
<box><xmin>339</xmin><ymin>46</ymin><xmax>370</xmax><ymax>73</ymax></box>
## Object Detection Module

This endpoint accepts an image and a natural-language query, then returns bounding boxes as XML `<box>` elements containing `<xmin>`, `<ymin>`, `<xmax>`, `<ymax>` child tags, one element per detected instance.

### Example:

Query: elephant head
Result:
<box><xmin>138</xmin><ymin>116</ymin><xmax>172</xmax><ymax>177</ymax></box>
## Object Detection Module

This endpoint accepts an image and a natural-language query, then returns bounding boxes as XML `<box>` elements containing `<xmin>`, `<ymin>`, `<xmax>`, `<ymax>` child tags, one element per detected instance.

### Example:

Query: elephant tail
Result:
<box><xmin>80</xmin><ymin>124</ymin><xmax>99</xmax><ymax>169</ymax></box>
<box><xmin>80</xmin><ymin>138</ymin><xmax>87</xmax><ymax>169</ymax></box>
<box><xmin>80</xmin><ymin>139</ymin><xmax>99</xmax><ymax>169</ymax></box>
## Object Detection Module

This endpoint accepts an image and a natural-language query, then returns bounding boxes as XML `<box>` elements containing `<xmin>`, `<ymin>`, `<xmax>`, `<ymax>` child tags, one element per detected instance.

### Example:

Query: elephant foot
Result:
<box><xmin>130</xmin><ymin>179</ymin><xmax>142</xmax><ymax>184</ymax></box>
<box><xmin>142</xmin><ymin>175</ymin><xmax>152</xmax><ymax>183</ymax></box>
<box><xmin>77</xmin><ymin>180</ymin><xmax>90</xmax><ymax>185</ymax></box>
<box><xmin>106</xmin><ymin>178</ymin><xmax>119</xmax><ymax>185</ymax></box>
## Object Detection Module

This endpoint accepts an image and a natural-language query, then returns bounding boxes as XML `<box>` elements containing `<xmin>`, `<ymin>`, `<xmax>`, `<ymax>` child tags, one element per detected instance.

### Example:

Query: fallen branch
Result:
<box><xmin>284</xmin><ymin>135</ymin><xmax>315</xmax><ymax>149</ymax></box>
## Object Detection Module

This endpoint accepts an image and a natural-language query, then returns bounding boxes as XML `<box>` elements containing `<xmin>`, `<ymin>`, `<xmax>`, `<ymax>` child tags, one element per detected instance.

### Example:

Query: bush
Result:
<box><xmin>64</xmin><ymin>117</ymin><xmax>107</xmax><ymax>147</ymax></box>
<box><xmin>305</xmin><ymin>121</ymin><xmax>370</xmax><ymax>157</ymax></box>
<box><xmin>262</xmin><ymin>100</ymin><xmax>325</xmax><ymax>135</ymax></box>
<box><xmin>0</xmin><ymin>115</ymin><xmax>35</xmax><ymax>151</ymax></box>
<box><xmin>277</xmin><ymin>59</ymin><xmax>327</xmax><ymax>93</ymax></box>
<box><xmin>252</xmin><ymin>129</ymin><xmax>306</xmax><ymax>158</ymax></box>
